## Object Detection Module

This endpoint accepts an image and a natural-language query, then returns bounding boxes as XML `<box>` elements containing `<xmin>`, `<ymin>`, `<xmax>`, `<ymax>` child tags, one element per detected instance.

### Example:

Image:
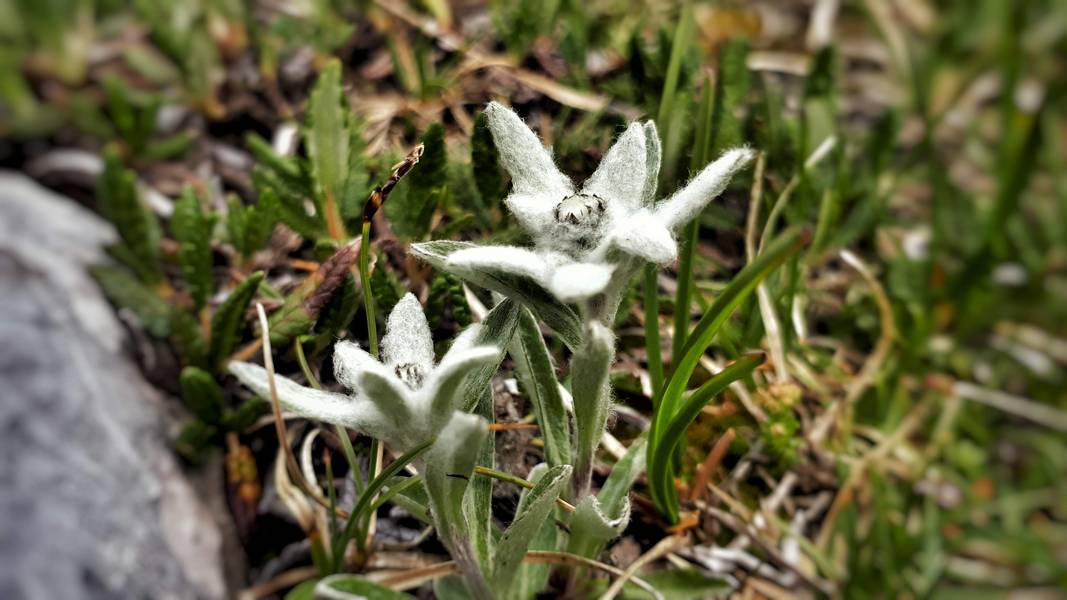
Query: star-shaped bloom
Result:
<box><xmin>416</xmin><ymin>102</ymin><xmax>754</xmax><ymax>304</ymax></box>
<box><xmin>229</xmin><ymin>293</ymin><xmax>499</xmax><ymax>451</ymax></box>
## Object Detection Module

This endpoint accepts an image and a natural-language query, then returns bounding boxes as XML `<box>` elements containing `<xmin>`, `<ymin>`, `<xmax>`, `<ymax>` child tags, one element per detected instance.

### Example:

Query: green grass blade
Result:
<box><xmin>650</xmin><ymin>354</ymin><xmax>763</xmax><ymax>521</ymax></box>
<box><xmin>648</xmin><ymin>227</ymin><xmax>808</xmax><ymax>521</ymax></box>
<box><xmin>333</xmin><ymin>437</ymin><xmax>434</xmax><ymax>560</ymax></box>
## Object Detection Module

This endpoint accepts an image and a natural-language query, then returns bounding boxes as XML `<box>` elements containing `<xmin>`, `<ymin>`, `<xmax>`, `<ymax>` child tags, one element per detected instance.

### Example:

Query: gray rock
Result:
<box><xmin>0</xmin><ymin>172</ymin><xmax>228</xmax><ymax>600</ymax></box>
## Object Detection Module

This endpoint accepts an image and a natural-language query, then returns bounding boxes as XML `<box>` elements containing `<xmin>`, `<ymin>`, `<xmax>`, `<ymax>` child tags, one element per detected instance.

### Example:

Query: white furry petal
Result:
<box><xmin>446</xmin><ymin>245</ymin><xmax>552</xmax><ymax>283</ymax></box>
<box><xmin>641</xmin><ymin>121</ymin><xmax>661</xmax><ymax>205</ymax></box>
<box><xmin>332</xmin><ymin>340</ymin><xmax>391</xmax><ymax>394</ymax></box>
<box><xmin>228</xmin><ymin>362</ymin><xmax>373</xmax><ymax>429</ymax></box>
<box><xmin>581</xmin><ymin>122</ymin><xmax>646</xmax><ymax>211</ymax></box>
<box><xmin>420</xmin><ymin>345</ymin><xmax>500</xmax><ymax>418</ymax></box>
<box><xmin>442</xmin><ymin>323</ymin><xmax>484</xmax><ymax>363</ymax></box>
<box><xmin>609</xmin><ymin>211</ymin><xmax>678</xmax><ymax>264</ymax></box>
<box><xmin>503</xmin><ymin>190</ymin><xmax>563</xmax><ymax>238</ymax></box>
<box><xmin>485</xmin><ymin>102</ymin><xmax>572</xmax><ymax>198</ymax></box>
<box><xmin>548</xmin><ymin>262</ymin><xmax>614</xmax><ymax>302</ymax></box>
<box><xmin>655</xmin><ymin>147</ymin><xmax>755</xmax><ymax>231</ymax></box>
<box><xmin>381</xmin><ymin>293</ymin><xmax>435</xmax><ymax>377</ymax></box>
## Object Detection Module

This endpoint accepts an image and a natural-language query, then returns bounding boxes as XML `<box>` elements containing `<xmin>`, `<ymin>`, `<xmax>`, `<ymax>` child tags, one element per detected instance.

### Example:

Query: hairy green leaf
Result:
<box><xmin>491</xmin><ymin>464</ymin><xmax>571</xmax><ymax>594</ymax></box>
<box><xmin>471</xmin><ymin>110</ymin><xmax>503</xmax><ymax>225</ymax></box>
<box><xmin>412</xmin><ymin>240</ymin><xmax>582</xmax><ymax>349</ymax></box>
<box><xmin>571</xmin><ymin>321</ymin><xmax>614</xmax><ymax>497</ymax></box>
<box><xmin>511</xmin><ymin>307</ymin><xmax>572</xmax><ymax>468</ymax></box>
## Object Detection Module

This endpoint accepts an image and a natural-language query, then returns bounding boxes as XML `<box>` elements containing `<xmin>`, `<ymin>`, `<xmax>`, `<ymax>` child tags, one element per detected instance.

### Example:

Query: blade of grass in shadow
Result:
<box><xmin>332</xmin><ymin>437</ymin><xmax>435</xmax><ymax>564</ymax></box>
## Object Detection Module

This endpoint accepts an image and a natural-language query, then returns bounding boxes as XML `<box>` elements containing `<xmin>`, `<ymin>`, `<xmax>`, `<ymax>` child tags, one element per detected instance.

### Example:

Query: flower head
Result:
<box><xmin>229</xmin><ymin>293</ymin><xmax>498</xmax><ymax>451</ymax></box>
<box><xmin>416</xmin><ymin>102</ymin><xmax>754</xmax><ymax>305</ymax></box>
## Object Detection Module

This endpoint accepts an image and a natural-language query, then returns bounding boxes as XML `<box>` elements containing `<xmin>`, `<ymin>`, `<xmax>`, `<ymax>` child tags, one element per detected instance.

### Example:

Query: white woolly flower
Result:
<box><xmin>431</xmin><ymin>101</ymin><xmax>755</xmax><ymax>303</ymax></box>
<box><xmin>228</xmin><ymin>293</ymin><xmax>498</xmax><ymax>451</ymax></box>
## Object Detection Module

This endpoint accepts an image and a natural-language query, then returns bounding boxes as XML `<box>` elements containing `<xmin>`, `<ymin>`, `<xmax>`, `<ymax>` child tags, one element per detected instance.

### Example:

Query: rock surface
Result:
<box><xmin>0</xmin><ymin>172</ymin><xmax>228</xmax><ymax>599</ymax></box>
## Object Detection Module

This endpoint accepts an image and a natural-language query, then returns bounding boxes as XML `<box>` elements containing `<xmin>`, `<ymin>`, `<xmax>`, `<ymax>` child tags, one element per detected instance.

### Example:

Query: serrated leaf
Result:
<box><xmin>90</xmin><ymin>264</ymin><xmax>171</xmax><ymax>337</ymax></box>
<box><xmin>228</xmin><ymin>190</ymin><xmax>279</xmax><ymax>259</ymax></box>
<box><xmin>250</xmin><ymin>165</ymin><xmax>322</xmax><ymax>239</ymax></box>
<box><xmin>266</xmin><ymin>243</ymin><xmax>358</xmax><ymax>345</ymax></box>
<box><xmin>385</xmin><ymin>123</ymin><xmax>447</xmax><ymax>240</ymax></box>
<box><xmin>491</xmin><ymin>464</ymin><xmax>571</xmax><ymax>594</ymax></box>
<box><xmin>427</xmin><ymin>271</ymin><xmax>471</xmax><ymax>333</ymax></box>
<box><xmin>220</xmin><ymin>397</ymin><xmax>268</xmax><ymax>432</ymax></box>
<box><xmin>411</xmin><ymin>240</ymin><xmax>582</xmax><ymax>349</ymax></box>
<box><xmin>169</xmin><ymin>308</ymin><xmax>208</xmax><ymax>368</ymax></box>
<box><xmin>306</xmin><ymin>60</ymin><xmax>349</xmax><ymax>205</ymax></box>
<box><xmin>179</xmin><ymin>365</ymin><xmax>224</xmax><ymax>424</ymax></box>
<box><xmin>471</xmin><ymin>110</ymin><xmax>503</xmax><ymax>225</ymax></box>
<box><xmin>175</xmin><ymin>420</ymin><xmax>217</xmax><ymax>464</ymax></box>
<box><xmin>97</xmin><ymin>150</ymin><xmax>162</xmax><ymax>283</ymax></box>
<box><xmin>369</xmin><ymin>253</ymin><xmax>403</xmax><ymax>319</ymax></box>
<box><xmin>172</xmin><ymin>186</ymin><xmax>215</xmax><ymax>310</ymax></box>
<box><xmin>313</xmin><ymin>273</ymin><xmax>359</xmax><ymax>340</ymax></box>
<box><xmin>208</xmin><ymin>271</ymin><xmax>263</xmax><ymax>371</ymax></box>
<box><xmin>510</xmin><ymin>307</ymin><xmax>571</xmax><ymax>468</ymax></box>
<box><xmin>314</xmin><ymin>575</ymin><xmax>413</xmax><ymax>599</ymax></box>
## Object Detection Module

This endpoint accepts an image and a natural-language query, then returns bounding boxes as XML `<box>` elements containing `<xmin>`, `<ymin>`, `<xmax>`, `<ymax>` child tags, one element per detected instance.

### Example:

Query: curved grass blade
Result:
<box><xmin>650</xmin><ymin>354</ymin><xmax>764</xmax><ymax>522</ymax></box>
<box><xmin>647</xmin><ymin>227</ymin><xmax>808</xmax><ymax>517</ymax></box>
<box><xmin>332</xmin><ymin>437</ymin><xmax>434</xmax><ymax>562</ymax></box>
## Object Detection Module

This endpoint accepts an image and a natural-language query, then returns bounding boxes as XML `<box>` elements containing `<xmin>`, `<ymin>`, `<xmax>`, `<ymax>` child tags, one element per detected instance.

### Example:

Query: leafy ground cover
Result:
<box><xmin>3</xmin><ymin>0</ymin><xmax>1066</xmax><ymax>597</ymax></box>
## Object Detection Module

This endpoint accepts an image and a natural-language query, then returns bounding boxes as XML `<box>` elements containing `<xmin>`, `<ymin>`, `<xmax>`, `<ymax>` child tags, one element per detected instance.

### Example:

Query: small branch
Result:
<box><xmin>953</xmin><ymin>381</ymin><xmax>1067</xmax><ymax>432</ymax></box>
<box><xmin>599</xmin><ymin>535</ymin><xmax>689</xmax><ymax>600</ymax></box>
<box><xmin>472</xmin><ymin>466</ymin><xmax>575</xmax><ymax>513</ymax></box>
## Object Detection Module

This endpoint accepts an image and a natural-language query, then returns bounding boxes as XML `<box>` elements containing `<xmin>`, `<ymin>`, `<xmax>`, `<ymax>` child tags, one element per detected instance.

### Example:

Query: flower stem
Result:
<box><xmin>571</xmin><ymin>322</ymin><xmax>614</xmax><ymax>499</ymax></box>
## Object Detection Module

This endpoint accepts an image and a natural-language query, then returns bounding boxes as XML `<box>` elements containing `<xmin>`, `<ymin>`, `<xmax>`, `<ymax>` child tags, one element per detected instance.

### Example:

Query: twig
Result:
<box><xmin>688</xmin><ymin>428</ymin><xmax>736</xmax><ymax>503</ymax></box>
<box><xmin>745</xmin><ymin>152</ymin><xmax>790</xmax><ymax>382</ymax></box>
<box><xmin>368</xmin><ymin>551</ymin><xmax>661</xmax><ymax>598</ymax></box>
<box><xmin>256</xmin><ymin>303</ymin><xmax>348</xmax><ymax>517</ymax></box>
<box><xmin>236</xmin><ymin>566</ymin><xmax>319</xmax><ymax>600</ymax></box>
<box><xmin>809</xmin><ymin>249</ymin><xmax>896</xmax><ymax>445</ymax></box>
<box><xmin>599</xmin><ymin>535</ymin><xmax>689</xmax><ymax>600</ymax></box>
<box><xmin>953</xmin><ymin>381</ymin><xmax>1067</xmax><ymax>432</ymax></box>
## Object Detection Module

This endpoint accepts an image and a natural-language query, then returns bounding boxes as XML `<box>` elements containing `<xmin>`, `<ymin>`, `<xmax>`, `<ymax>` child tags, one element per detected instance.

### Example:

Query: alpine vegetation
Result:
<box><xmin>413</xmin><ymin>102</ymin><xmax>755</xmax><ymax>502</ymax></box>
<box><xmin>229</xmin><ymin>103</ymin><xmax>755</xmax><ymax>598</ymax></box>
<box><xmin>230</xmin><ymin>293</ymin><xmax>499</xmax><ymax>453</ymax></box>
<box><xmin>416</xmin><ymin>101</ymin><xmax>754</xmax><ymax>318</ymax></box>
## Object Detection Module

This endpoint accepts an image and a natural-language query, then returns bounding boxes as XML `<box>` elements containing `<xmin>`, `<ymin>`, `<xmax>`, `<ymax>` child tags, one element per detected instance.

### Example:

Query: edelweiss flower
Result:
<box><xmin>420</xmin><ymin>102</ymin><xmax>754</xmax><ymax>303</ymax></box>
<box><xmin>229</xmin><ymin>293</ymin><xmax>498</xmax><ymax>451</ymax></box>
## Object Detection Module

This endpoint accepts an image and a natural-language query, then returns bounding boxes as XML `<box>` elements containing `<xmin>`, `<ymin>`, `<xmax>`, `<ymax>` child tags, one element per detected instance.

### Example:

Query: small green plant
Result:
<box><xmin>227</xmin><ymin>100</ymin><xmax>778</xmax><ymax>597</ymax></box>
